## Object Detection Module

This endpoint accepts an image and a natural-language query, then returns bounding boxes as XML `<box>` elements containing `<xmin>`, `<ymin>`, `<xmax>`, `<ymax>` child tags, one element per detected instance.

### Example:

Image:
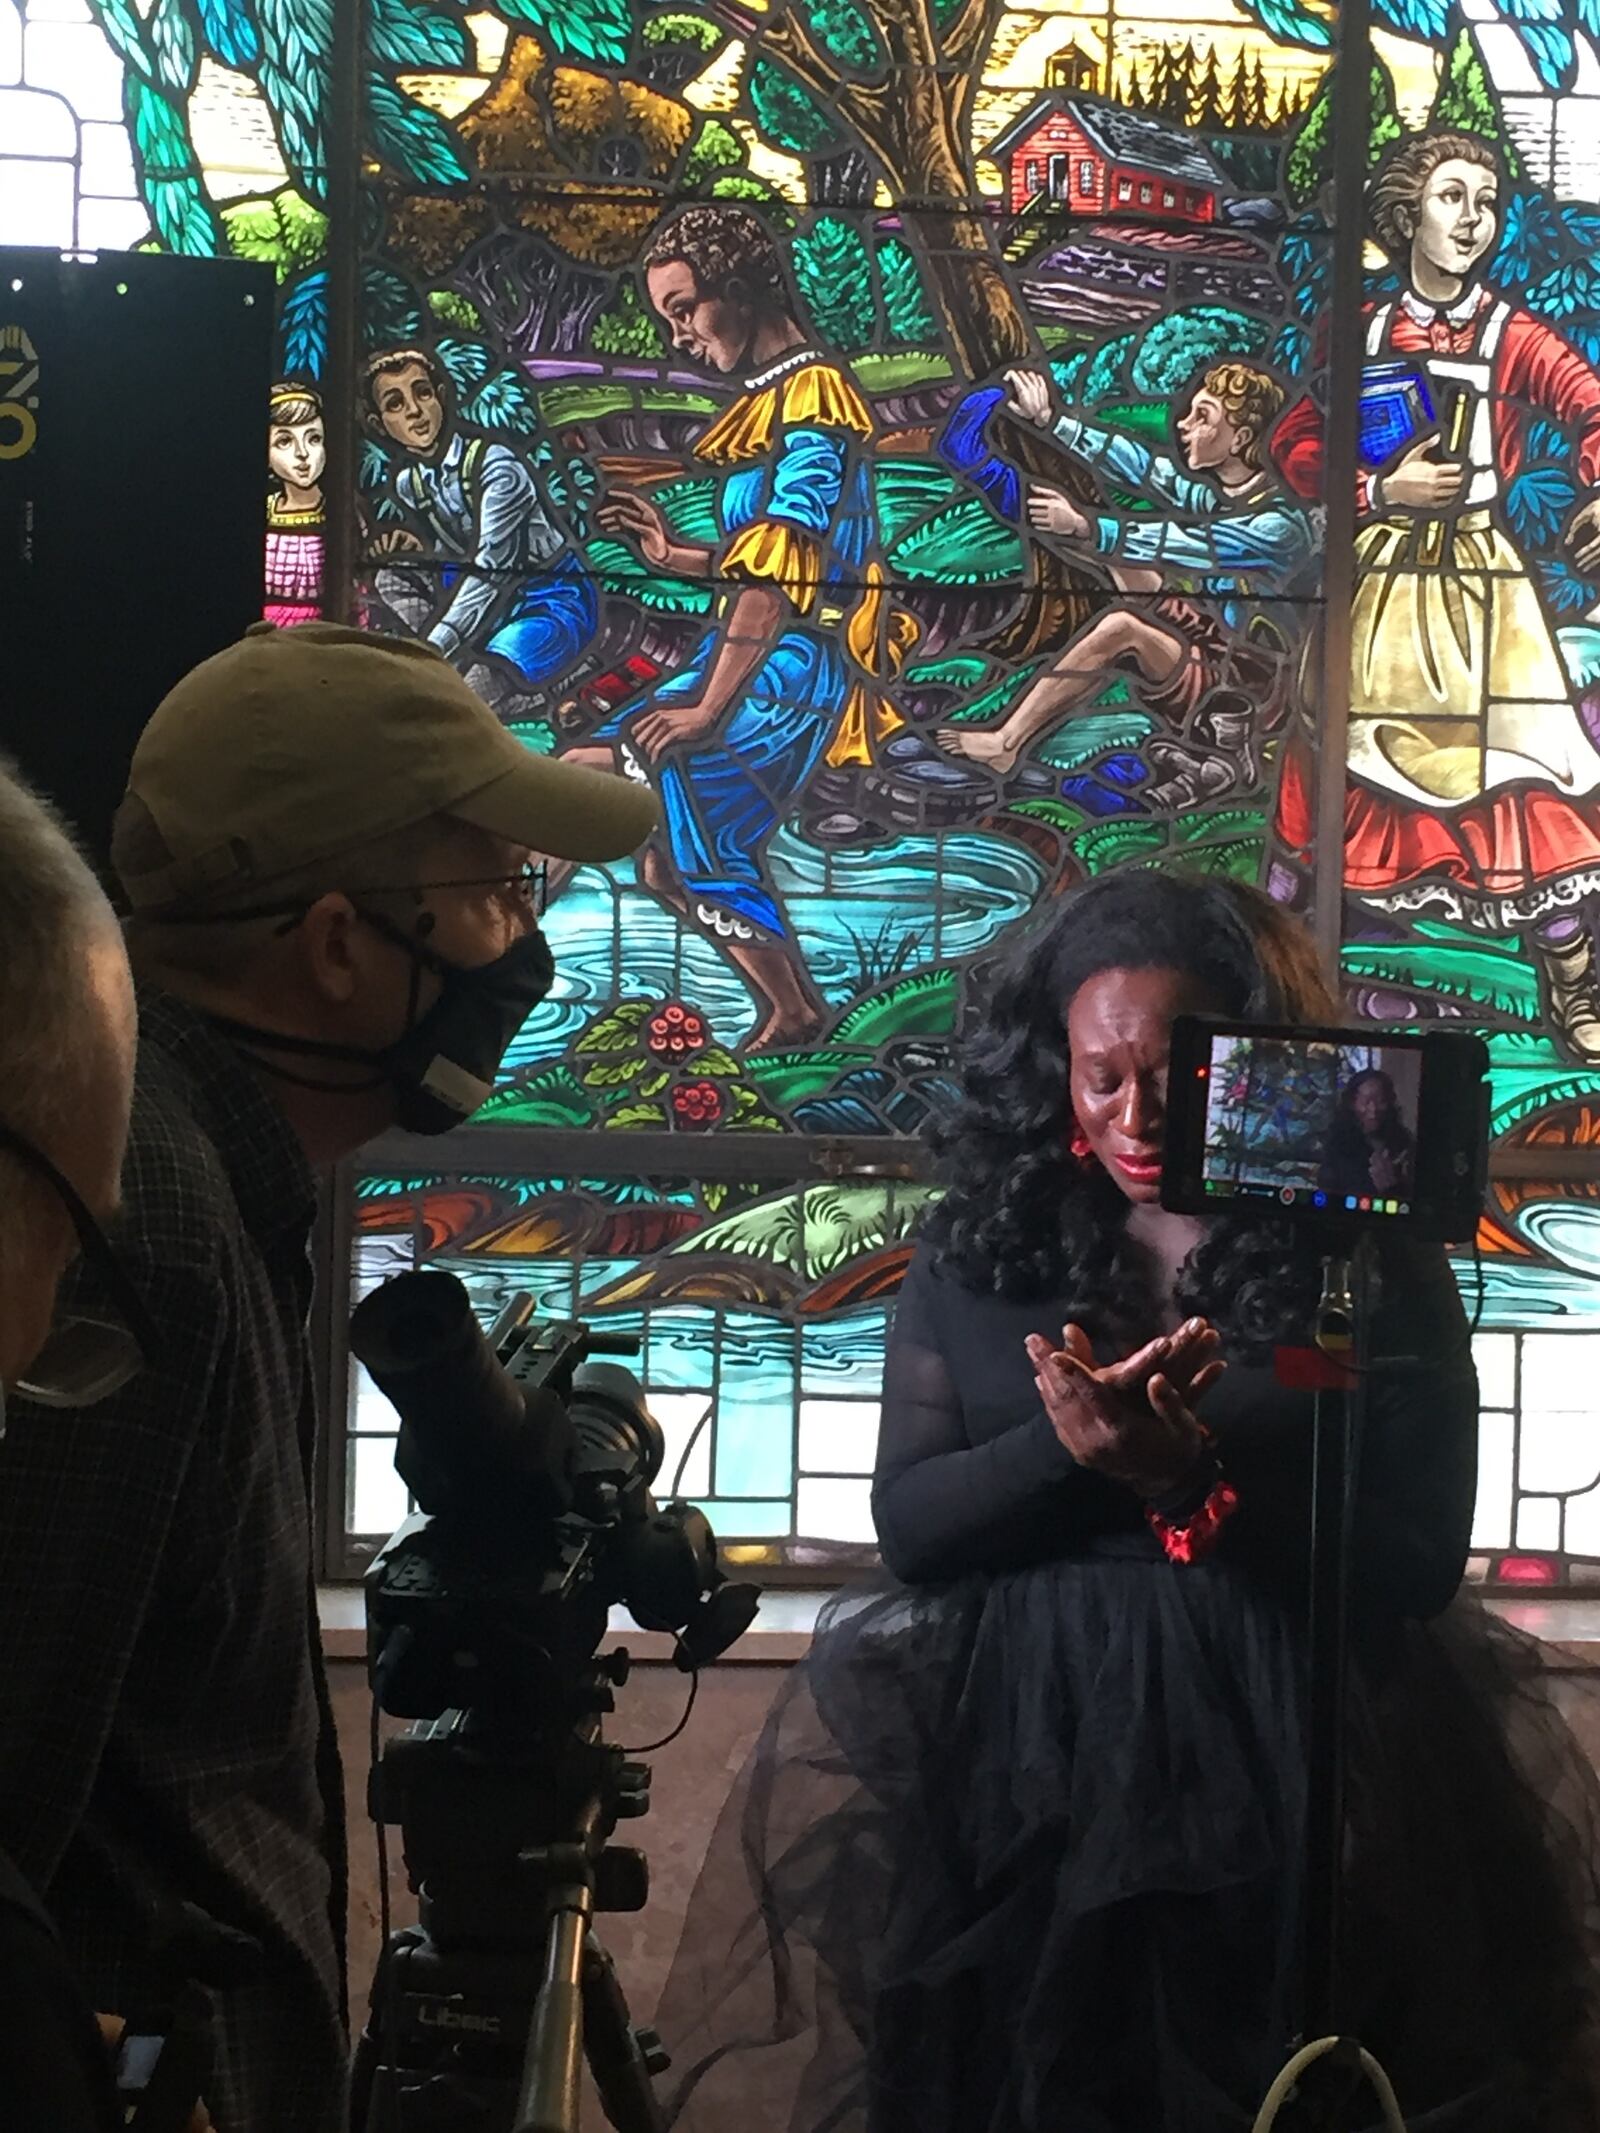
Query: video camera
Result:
<box><xmin>347</xmin><ymin>1271</ymin><xmax>759</xmax><ymax>2133</ymax></box>
<box><xmin>354</xmin><ymin>1271</ymin><xmax>759</xmax><ymax>1728</ymax></box>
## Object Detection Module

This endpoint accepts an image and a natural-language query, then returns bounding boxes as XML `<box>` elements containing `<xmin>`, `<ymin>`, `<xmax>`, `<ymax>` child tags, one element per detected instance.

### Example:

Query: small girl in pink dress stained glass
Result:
<box><xmin>264</xmin><ymin>384</ymin><xmax>325</xmax><ymax>626</ymax></box>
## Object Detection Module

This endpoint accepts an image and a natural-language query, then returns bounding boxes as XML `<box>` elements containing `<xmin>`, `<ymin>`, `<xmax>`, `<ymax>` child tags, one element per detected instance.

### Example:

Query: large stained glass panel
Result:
<box><xmin>323</xmin><ymin>0</ymin><xmax>1333</xmax><ymax>1568</ymax></box>
<box><xmin>1309</xmin><ymin>12</ymin><xmax>1600</xmax><ymax>1579</ymax></box>
<box><xmin>351</xmin><ymin>0</ymin><xmax>1328</xmax><ymax>1065</ymax></box>
<box><xmin>18</xmin><ymin>0</ymin><xmax>1600</xmax><ymax>1578</ymax></box>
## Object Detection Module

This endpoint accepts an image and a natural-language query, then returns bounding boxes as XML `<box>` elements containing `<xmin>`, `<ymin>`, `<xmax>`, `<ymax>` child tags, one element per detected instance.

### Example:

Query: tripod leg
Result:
<box><xmin>514</xmin><ymin>1900</ymin><xmax>590</xmax><ymax>2133</ymax></box>
<box><xmin>581</xmin><ymin>1937</ymin><xmax>668</xmax><ymax>2133</ymax></box>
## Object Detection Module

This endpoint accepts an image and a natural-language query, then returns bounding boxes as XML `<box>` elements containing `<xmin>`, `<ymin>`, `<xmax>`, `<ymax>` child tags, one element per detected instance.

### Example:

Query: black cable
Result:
<box><xmin>371</xmin><ymin>1694</ymin><xmax>392</xmax><ymax>1953</ymax></box>
<box><xmin>667</xmin><ymin>1401</ymin><xmax>713</xmax><ymax>1500</ymax></box>
<box><xmin>368</xmin><ymin>1692</ymin><xmax>401</xmax><ymax>2133</ymax></box>
<box><xmin>622</xmin><ymin>1647</ymin><xmax>700</xmax><ymax>1753</ymax></box>
<box><xmin>1465</xmin><ymin>1225</ymin><xmax>1487</xmax><ymax>1337</ymax></box>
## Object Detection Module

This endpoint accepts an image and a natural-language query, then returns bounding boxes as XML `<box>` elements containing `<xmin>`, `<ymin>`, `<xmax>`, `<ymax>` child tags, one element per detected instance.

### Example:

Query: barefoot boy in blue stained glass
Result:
<box><xmin>558</xmin><ymin>204</ymin><xmax>921</xmax><ymax>1050</ymax></box>
<box><xmin>939</xmin><ymin>360</ymin><xmax>1314</xmax><ymax>810</ymax></box>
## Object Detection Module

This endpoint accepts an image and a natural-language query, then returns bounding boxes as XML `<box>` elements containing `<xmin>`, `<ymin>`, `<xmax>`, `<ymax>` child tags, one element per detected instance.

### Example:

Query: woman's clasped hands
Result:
<box><xmin>1025</xmin><ymin>1318</ymin><xmax>1226</xmax><ymax>1499</ymax></box>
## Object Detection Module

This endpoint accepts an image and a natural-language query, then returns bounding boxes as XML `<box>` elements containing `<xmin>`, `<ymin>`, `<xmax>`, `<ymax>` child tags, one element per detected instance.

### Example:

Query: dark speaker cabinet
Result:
<box><xmin>0</xmin><ymin>250</ymin><xmax>276</xmax><ymax>875</ymax></box>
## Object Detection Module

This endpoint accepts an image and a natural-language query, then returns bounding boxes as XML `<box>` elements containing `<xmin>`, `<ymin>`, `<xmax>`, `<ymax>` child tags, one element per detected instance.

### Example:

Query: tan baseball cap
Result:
<box><xmin>114</xmin><ymin>622</ymin><xmax>657</xmax><ymax>915</ymax></box>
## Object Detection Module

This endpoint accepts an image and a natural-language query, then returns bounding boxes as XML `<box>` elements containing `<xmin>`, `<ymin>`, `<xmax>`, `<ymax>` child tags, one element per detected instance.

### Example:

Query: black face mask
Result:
<box><xmin>208</xmin><ymin>911</ymin><xmax>556</xmax><ymax>1135</ymax></box>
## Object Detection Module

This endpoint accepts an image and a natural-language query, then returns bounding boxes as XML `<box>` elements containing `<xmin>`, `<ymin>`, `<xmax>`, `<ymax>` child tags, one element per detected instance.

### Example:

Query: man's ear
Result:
<box><xmin>297</xmin><ymin>893</ymin><xmax>364</xmax><ymax>1005</ymax></box>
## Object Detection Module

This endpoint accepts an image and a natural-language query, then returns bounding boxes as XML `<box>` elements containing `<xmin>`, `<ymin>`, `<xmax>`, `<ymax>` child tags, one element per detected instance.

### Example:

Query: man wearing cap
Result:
<box><xmin>0</xmin><ymin>625</ymin><xmax>654</xmax><ymax>2133</ymax></box>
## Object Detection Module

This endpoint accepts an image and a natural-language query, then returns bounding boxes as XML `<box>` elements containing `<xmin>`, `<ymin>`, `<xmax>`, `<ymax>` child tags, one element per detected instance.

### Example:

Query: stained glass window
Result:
<box><xmin>347</xmin><ymin>1169</ymin><xmax>919</xmax><ymax>1557</ymax></box>
<box><xmin>20</xmin><ymin>0</ymin><xmax>1600</xmax><ymax>1581</ymax></box>
<box><xmin>0</xmin><ymin>0</ymin><xmax>144</xmax><ymax>251</ymax></box>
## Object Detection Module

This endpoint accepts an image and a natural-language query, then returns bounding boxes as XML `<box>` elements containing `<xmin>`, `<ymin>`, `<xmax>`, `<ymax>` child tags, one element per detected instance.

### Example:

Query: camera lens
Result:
<box><xmin>568</xmin><ymin>1363</ymin><xmax>664</xmax><ymax>1488</ymax></box>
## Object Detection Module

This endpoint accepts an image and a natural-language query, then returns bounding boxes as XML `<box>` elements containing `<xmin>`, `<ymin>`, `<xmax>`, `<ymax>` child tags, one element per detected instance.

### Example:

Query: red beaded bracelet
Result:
<box><xmin>1145</xmin><ymin>1475</ymin><xmax>1240</xmax><ymax>1565</ymax></box>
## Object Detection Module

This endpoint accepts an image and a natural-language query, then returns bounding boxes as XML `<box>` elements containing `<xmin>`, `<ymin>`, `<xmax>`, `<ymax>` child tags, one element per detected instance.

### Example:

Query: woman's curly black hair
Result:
<box><xmin>924</xmin><ymin>868</ymin><xmax>1340</xmax><ymax>1360</ymax></box>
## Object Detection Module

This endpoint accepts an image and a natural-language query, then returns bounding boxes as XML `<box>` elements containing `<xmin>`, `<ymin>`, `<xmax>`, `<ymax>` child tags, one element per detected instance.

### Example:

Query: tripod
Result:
<box><xmin>353</xmin><ymin>1659</ymin><xmax>671</xmax><ymax>2133</ymax></box>
<box><xmin>1255</xmin><ymin>1236</ymin><xmax>1406</xmax><ymax>2133</ymax></box>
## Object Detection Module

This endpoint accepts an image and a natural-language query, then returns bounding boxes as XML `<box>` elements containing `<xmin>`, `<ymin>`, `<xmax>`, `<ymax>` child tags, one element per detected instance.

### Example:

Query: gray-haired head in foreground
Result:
<box><xmin>0</xmin><ymin>763</ymin><xmax>125</xmax><ymax>1281</ymax></box>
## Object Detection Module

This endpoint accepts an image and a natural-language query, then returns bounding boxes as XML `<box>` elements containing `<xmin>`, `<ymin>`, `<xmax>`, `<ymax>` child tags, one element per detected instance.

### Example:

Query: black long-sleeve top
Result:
<box><xmin>872</xmin><ymin>1239</ymin><xmax>1478</xmax><ymax>1622</ymax></box>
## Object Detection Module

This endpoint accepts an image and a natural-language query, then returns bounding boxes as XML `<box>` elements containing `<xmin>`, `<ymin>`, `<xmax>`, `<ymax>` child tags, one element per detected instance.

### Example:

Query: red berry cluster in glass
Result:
<box><xmin>646</xmin><ymin>1002</ymin><xmax>710</xmax><ymax>1059</ymax></box>
<box><xmin>671</xmin><ymin>1081</ymin><xmax>724</xmax><ymax>1127</ymax></box>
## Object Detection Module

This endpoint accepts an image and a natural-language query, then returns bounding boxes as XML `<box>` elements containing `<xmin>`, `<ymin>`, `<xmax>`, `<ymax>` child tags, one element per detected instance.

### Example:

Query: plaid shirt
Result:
<box><xmin>0</xmin><ymin>990</ymin><xmax>347</xmax><ymax>2133</ymax></box>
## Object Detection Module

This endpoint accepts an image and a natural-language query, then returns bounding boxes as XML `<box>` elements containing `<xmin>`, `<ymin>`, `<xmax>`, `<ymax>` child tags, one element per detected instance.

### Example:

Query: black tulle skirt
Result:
<box><xmin>655</xmin><ymin>1551</ymin><xmax>1600</xmax><ymax>2132</ymax></box>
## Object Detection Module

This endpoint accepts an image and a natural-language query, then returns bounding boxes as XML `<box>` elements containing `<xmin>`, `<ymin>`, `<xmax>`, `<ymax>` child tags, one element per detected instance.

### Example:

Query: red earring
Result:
<box><xmin>1068</xmin><ymin>1120</ymin><xmax>1096</xmax><ymax>1166</ymax></box>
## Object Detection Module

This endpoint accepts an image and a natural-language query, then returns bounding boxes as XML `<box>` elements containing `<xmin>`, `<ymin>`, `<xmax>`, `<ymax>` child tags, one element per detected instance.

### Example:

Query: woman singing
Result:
<box><xmin>1319</xmin><ymin>1067</ymin><xmax>1417</xmax><ymax>1203</ymax></box>
<box><xmin>658</xmin><ymin>869</ymin><xmax>1600</xmax><ymax>2132</ymax></box>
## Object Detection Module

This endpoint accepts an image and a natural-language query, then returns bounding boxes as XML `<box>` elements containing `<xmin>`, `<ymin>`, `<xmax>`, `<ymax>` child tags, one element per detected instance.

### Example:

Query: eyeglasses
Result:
<box><xmin>0</xmin><ymin>1122</ymin><xmax>161</xmax><ymax>1409</ymax></box>
<box><xmin>165</xmin><ymin>860</ymin><xmax>552</xmax><ymax>935</ymax></box>
<box><xmin>351</xmin><ymin>862</ymin><xmax>549</xmax><ymax>918</ymax></box>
